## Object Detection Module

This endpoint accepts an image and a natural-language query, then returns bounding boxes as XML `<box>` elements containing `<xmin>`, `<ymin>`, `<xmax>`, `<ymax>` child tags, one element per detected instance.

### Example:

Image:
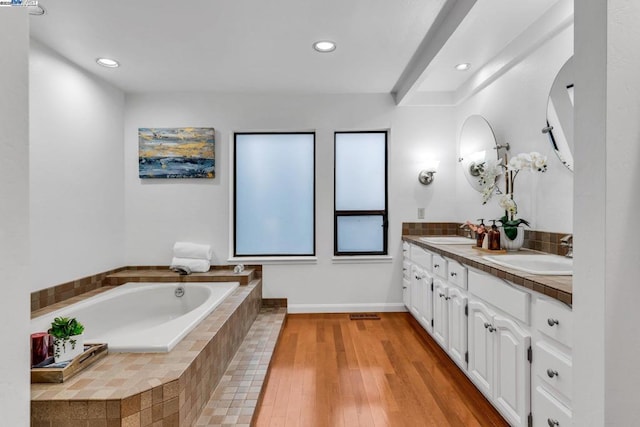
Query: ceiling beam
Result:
<box><xmin>391</xmin><ymin>0</ymin><xmax>477</xmax><ymax>106</ymax></box>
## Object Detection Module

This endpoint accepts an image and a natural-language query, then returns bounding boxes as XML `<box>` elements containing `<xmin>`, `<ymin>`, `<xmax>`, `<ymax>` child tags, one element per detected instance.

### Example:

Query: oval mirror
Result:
<box><xmin>544</xmin><ymin>56</ymin><xmax>574</xmax><ymax>171</ymax></box>
<box><xmin>458</xmin><ymin>115</ymin><xmax>500</xmax><ymax>192</ymax></box>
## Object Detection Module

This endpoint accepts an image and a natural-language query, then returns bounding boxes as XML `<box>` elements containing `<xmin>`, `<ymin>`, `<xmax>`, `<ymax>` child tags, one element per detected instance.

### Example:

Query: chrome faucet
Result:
<box><xmin>459</xmin><ymin>223</ymin><xmax>473</xmax><ymax>239</ymax></box>
<box><xmin>560</xmin><ymin>234</ymin><xmax>573</xmax><ymax>258</ymax></box>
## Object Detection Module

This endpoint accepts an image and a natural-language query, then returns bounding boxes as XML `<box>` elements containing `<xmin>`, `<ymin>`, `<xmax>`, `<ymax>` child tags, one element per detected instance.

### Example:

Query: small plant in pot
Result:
<box><xmin>49</xmin><ymin>317</ymin><xmax>85</xmax><ymax>363</ymax></box>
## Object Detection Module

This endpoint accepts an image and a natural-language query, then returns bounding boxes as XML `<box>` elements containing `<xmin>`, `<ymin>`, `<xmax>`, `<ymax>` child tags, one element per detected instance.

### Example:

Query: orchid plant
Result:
<box><xmin>479</xmin><ymin>151</ymin><xmax>547</xmax><ymax>240</ymax></box>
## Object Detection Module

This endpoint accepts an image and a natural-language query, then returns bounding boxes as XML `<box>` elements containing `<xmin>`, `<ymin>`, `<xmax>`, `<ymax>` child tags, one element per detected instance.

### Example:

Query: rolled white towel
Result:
<box><xmin>173</xmin><ymin>242</ymin><xmax>212</xmax><ymax>260</ymax></box>
<box><xmin>170</xmin><ymin>257</ymin><xmax>210</xmax><ymax>273</ymax></box>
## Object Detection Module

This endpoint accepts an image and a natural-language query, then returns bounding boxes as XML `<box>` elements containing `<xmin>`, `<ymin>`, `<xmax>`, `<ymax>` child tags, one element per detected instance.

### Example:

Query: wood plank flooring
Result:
<box><xmin>254</xmin><ymin>313</ymin><xmax>508</xmax><ymax>427</ymax></box>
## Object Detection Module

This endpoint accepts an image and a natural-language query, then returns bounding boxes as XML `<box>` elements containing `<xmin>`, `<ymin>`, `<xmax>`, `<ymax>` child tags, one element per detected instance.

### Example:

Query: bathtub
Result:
<box><xmin>31</xmin><ymin>281</ymin><xmax>240</xmax><ymax>352</ymax></box>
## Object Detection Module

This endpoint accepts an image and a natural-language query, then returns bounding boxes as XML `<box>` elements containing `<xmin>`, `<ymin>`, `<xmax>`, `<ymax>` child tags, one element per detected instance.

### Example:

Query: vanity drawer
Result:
<box><xmin>446</xmin><ymin>258</ymin><xmax>467</xmax><ymax>290</ymax></box>
<box><xmin>534</xmin><ymin>297</ymin><xmax>572</xmax><ymax>347</ymax></box>
<box><xmin>432</xmin><ymin>254</ymin><xmax>448</xmax><ymax>279</ymax></box>
<box><xmin>535</xmin><ymin>342</ymin><xmax>572</xmax><ymax>401</ymax></box>
<box><xmin>468</xmin><ymin>269</ymin><xmax>530</xmax><ymax>324</ymax></box>
<box><xmin>411</xmin><ymin>245</ymin><xmax>433</xmax><ymax>271</ymax></box>
<box><xmin>533</xmin><ymin>386</ymin><xmax>572</xmax><ymax>427</ymax></box>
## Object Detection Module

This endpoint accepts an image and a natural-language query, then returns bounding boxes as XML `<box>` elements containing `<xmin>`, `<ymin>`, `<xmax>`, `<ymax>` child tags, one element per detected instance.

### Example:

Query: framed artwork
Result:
<box><xmin>138</xmin><ymin>127</ymin><xmax>215</xmax><ymax>178</ymax></box>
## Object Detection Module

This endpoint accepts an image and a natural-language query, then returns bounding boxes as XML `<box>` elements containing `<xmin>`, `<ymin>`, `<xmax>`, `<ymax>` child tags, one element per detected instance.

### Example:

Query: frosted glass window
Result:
<box><xmin>334</xmin><ymin>131</ymin><xmax>388</xmax><ymax>255</ymax></box>
<box><xmin>335</xmin><ymin>132</ymin><xmax>386</xmax><ymax>211</ymax></box>
<box><xmin>235</xmin><ymin>133</ymin><xmax>315</xmax><ymax>256</ymax></box>
<box><xmin>337</xmin><ymin>216</ymin><xmax>384</xmax><ymax>253</ymax></box>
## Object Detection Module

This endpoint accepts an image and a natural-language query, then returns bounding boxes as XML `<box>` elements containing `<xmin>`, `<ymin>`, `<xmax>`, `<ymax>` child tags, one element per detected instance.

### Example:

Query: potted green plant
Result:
<box><xmin>49</xmin><ymin>317</ymin><xmax>85</xmax><ymax>363</ymax></box>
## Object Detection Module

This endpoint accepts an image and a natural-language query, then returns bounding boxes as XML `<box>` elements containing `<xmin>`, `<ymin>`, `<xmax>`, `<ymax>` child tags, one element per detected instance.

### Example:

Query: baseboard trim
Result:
<box><xmin>287</xmin><ymin>303</ymin><xmax>407</xmax><ymax>314</ymax></box>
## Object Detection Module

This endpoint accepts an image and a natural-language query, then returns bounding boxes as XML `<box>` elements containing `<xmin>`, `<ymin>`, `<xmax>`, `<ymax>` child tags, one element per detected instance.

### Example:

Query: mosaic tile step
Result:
<box><xmin>195</xmin><ymin>307</ymin><xmax>287</xmax><ymax>427</ymax></box>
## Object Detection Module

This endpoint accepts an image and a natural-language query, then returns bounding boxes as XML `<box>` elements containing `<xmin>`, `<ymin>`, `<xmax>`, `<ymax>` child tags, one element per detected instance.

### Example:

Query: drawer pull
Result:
<box><xmin>434</xmin><ymin>264</ymin><xmax>440</xmax><ymax>269</ymax></box>
<box><xmin>445</xmin><ymin>296</ymin><xmax>451</xmax><ymax>300</ymax></box>
<box><xmin>450</xmin><ymin>272</ymin><xmax>457</xmax><ymax>277</ymax></box>
<box><xmin>546</xmin><ymin>369</ymin><xmax>559</xmax><ymax>378</ymax></box>
<box><xmin>547</xmin><ymin>419</ymin><xmax>559</xmax><ymax>427</ymax></box>
<box><xmin>547</xmin><ymin>318</ymin><xmax>560</xmax><ymax>327</ymax></box>
<box><xmin>439</xmin><ymin>293</ymin><xmax>445</xmax><ymax>298</ymax></box>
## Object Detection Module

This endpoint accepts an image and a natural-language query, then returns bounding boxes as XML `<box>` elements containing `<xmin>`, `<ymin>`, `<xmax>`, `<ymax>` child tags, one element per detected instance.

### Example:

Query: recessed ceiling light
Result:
<box><xmin>313</xmin><ymin>40</ymin><xmax>336</xmax><ymax>53</ymax></box>
<box><xmin>455</xmin><ymin>63</ymin><xmax>471</xmax><ymax>71</ymax></box>
<box><xmin>96</xmin><ymin>58</ymin><xmax>120</xmax><ymax>68</ymax></box>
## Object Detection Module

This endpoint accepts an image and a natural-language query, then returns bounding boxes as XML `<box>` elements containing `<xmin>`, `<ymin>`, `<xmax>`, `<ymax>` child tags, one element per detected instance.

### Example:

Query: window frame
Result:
<box><xmin>233</xmin><ymin>131</ymin><xmax>316</xmax><ymax>258</ymax></box>
<box><xmin>333</xmin><ymin>130</ymin><xmax>389</xmax><ymax>256</ymax></box>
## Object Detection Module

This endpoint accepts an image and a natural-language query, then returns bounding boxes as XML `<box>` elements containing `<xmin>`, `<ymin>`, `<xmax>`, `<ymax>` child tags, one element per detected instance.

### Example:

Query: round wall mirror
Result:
<box><xmin>458</xmin><ymin>115</ymin><xmax>500</xmax><ymax>192</ymax></box>
<box><xmin>544</xmin><ymin>56</ymin><xmax>574</xmax><ymax>172</ymax></box>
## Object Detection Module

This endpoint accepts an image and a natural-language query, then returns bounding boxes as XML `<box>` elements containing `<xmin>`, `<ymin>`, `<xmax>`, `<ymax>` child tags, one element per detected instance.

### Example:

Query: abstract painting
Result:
<box><xmin>138</xmin><ymin>127</ymin><xmax>215</xmax><ymax>178</ymax></box>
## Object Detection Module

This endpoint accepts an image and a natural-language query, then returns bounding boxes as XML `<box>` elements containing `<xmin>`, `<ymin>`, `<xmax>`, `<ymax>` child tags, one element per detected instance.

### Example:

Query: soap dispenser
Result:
<box><xmin>476</xmin><ymin>219</ymin><xmax>486</xmax><ymax>248</ymax></box>
<box><xmin>488</xmin><ymin>220</ymin><xmax>501</xmax><ymax>251</ymax></box>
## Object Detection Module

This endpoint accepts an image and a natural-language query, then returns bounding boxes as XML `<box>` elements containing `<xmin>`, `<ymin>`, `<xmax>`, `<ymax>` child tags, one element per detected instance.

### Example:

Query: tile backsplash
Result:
<box><xmin>402</xmin><ymin>222</ymin><xmax>571</xmax><ymax>257</ymax></box>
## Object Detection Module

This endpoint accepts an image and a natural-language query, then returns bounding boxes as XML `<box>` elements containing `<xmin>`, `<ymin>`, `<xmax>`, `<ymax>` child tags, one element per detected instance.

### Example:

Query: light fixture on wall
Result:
<box><xmin>418</xmin><ymin>159</ymin><xmax>440</xmax><ymax>185</ymax></box>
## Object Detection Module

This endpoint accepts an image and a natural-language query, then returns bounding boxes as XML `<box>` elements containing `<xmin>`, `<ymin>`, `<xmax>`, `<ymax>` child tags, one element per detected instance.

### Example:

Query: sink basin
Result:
<box><xmin>419</xmin><ymin>236</ymin><xmax>476</xmax><ymax>245</ymax></box>
<box><xmin>482</xmin><ymin>254</ymin><xmax>572</xmax><ymax>275</ymax></box>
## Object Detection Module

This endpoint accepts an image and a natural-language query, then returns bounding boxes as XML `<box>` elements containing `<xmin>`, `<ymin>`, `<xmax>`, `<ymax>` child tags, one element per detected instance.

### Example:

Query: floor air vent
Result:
<box><xmin>349</xmin><ymin>313</ymin><xmax>380</xmax><ymax>320</ymax></box>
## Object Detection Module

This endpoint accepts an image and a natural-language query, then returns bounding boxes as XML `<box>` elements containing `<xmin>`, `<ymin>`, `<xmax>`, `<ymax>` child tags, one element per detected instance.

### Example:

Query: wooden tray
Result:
<box><xmin>471</xmin><ymin>246</ymin><xmax>507</xmax><ymax>254</ymax></box>
<box><xmin>31</xmin><ymin>343</ymin><xmax>108</xmax><ymax>383</ymax></box>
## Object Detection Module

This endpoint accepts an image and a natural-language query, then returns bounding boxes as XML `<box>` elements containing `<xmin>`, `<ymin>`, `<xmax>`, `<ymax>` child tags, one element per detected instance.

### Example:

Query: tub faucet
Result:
<box><xmin>560</xmin><ymin>234</ymin><xmax>573</xmax><ymax>258</ymax></box>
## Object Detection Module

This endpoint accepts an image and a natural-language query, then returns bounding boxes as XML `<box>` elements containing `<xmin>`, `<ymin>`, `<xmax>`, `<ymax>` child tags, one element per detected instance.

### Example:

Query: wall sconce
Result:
<box><xmin>418</xmin><ymin>160</ymin><xmax>440</xmax><ymax>185</ymax></box>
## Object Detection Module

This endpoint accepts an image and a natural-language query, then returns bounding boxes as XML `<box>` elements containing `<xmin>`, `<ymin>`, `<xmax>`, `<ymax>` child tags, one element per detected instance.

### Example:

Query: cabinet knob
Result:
<box><xmin>450</xmin><ymin>272</ymin><xmax>457</xmax><ymax>277</ymax></box>
<box><xmin>547</xmin><ymin>419</ymin><xmax>560</xmax><ymax>427</ymax></box>
<box><xmin>547</xmin><ymin>318</ymin><xmax>560</xmax><ymax>327</ymax></box>
<box><xmin>402</xmin><ymin>286</ymin><xmax>407</xmax><ymax>289</ymax></box>
<box><xmin>434</xmin><ymin>264</ymin><xmax>440</xmax><ymax>269</ymax></box>
<box><xmin>546</xmin><ymin>369</ymin><xmax>559</xmax><ymax>378</ymax></box>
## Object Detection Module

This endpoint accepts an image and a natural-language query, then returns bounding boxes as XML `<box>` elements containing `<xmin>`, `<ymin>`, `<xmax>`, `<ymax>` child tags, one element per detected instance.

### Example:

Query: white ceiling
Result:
<box><xmin>28</xmin><ymin>0</ymin><xmax>569</xmax><ymax>100</ymax></box>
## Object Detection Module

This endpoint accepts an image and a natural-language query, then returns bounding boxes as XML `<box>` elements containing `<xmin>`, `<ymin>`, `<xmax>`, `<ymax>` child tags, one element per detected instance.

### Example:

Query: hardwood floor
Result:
<box><xmin>254</xmin><ymin>313</ymin><xmax>508</xmax><ymax>427</ymax></box>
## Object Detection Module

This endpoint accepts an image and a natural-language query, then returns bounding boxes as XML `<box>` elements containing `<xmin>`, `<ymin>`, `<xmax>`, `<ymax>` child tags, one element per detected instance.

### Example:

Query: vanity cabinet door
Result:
<box><xmin>447</xmin><ymin>286</ymin><xmax>468</xmax><ymax>370</ymax></box>
<box><xmin>432</xmin><ymin>278</ymin><xmax>449</xmax><ymax>349</ymax></box>
<box><xmin>410</xmin><ymin>265</ymin><xmax>424</xmax><ymax>320</ymax></box>
<box><xmin>468</xmin><ymin>299</ymin><xmax>496</xmax><ymax>399</ymax></box>
<box><xmin>419</xmin><ymin>269</ymin><xmax>434</xmax><ymax>333</ymax></box>
<box><xmin>402</xmin><ymin>277</ymin><xmax>410</xmax><ymax>309</ymax></box>
<box><xmin>493</xmin><ymin>314</ymin><xmax>532</xmax><ymax>427</ymax></box>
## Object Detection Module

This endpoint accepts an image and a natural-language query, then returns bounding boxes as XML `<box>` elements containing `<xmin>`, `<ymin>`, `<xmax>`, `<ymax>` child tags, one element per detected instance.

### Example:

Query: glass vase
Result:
<box><xmin>499</xmin><ymin>226</ymin><xmax>525</xmax><ymax>251</ymax></box>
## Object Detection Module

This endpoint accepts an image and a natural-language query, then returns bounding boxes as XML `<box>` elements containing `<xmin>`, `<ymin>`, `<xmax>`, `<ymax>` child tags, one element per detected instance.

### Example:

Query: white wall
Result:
<box><xmin>455</xmin><ymin>25</ymin><xmax>574</xmax><ymax>233</ymax></box>
<box><xmin>124</xmin><ymin>93</ymin><xmax>456</xmax><ymax>310</ymax></box>
<box><xmin>29</xmin><ymin>41</ymin><xmax>126</xmax><ymax>291</ymax></box>
<box><xmin>0</xmin><ymin>8</ymin><xmax>31</xmax><ymax>425</ymax></box>
<box><xmin>574</xmin><ymin>1</ymin><xmax>640</xmax><ymax>425</ymax></box>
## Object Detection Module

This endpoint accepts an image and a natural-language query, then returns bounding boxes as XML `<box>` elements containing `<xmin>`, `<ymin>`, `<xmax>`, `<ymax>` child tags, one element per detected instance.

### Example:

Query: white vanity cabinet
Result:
<box><xmin>531</xmin><ymin>297</ymin><xmax>573</xmax><ymax>427</ymax></box>
<box><xmin>409</xmin><ymin>244</ymin><xmax>434</xmax><ymax>332</ymax></box>
<box><xmin>401</xmin><ymin>239</ymin><xmax>573</xmax><ymax>427</ymax></box>
<box><xmin>402</xmin><ymin>242</ymin><xmax>411</xmax><ymax>309</ymax></box>
<box><xmin>446</xmin><ymin>285</ymin><xmax>468</xmax><ymax>370</ymax></box>
<box><xmin>467</xmin><ymin>269</ymin><xmax>532</xmax><ymax>427</ymax></box>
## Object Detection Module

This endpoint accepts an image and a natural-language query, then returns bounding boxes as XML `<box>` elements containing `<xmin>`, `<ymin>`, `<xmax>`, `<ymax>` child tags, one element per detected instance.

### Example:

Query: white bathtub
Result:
<box><xmin>31</xmin><ymin>281</ymin><xmax>240</xmax><ymax>352</ymax></box>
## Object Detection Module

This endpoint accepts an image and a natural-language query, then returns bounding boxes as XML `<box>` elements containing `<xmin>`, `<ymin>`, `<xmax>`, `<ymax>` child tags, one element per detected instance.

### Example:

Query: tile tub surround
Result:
<box><xmin>195</xmin><ymin>306</ymin><xmax>287</xmax><ymax>427</ymax></box>
<box><xmin>402</xmin><ymin>222</ymin><xmax>572</xmax><ymax>257</ymax></box>
<box><xmin>403</xmin><ymin>235</ymin><xmax>572</xmax><ymax>305</ymax></box>
<box><xmin>31</xmin><ymin>278</ymin><xmax>263</xmax><ymax>427</ymax></box>
<box><xmin>31</xmin><ymin>265</ymin><xmax>261</xmax><ymax>312</ymax></box>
